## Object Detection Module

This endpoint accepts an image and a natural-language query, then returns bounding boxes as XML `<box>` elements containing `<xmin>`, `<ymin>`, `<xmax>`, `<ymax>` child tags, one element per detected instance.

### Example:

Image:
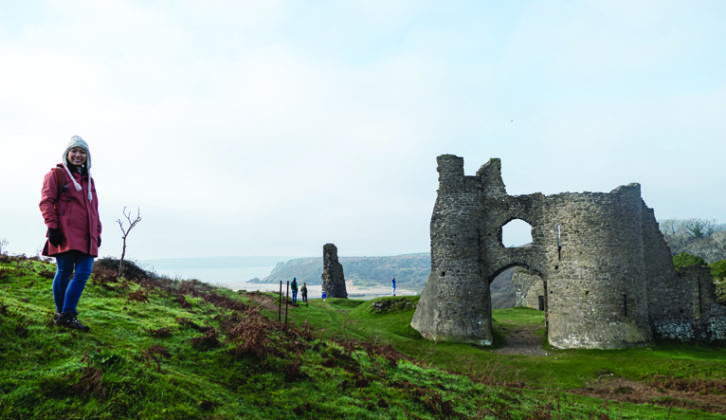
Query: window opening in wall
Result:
<box><xmin>557</xmin><ymin>224</ymin><xmax>562</xmax><ymax>260</ymax></box>
<box><xmin>622</xmin><ymin>293</ymin><xmax>628</xmax><ymax>317</ymax></box>
<box><xmin>538</xmin><ymin>295</ymin><xmax>545</xmax><ymax>311</ymax></box>
<box><xmin>501</xmin><ymin>219</ymin><xmax>533</xmax><ymax>248</ymax></box>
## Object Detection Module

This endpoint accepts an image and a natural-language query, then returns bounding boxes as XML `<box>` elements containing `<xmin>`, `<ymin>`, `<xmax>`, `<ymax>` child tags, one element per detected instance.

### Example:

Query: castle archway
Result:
<box><xmin>489</xmin><ymin>263</ymin><xmax>549</xmax><ymax>332</ymax></box>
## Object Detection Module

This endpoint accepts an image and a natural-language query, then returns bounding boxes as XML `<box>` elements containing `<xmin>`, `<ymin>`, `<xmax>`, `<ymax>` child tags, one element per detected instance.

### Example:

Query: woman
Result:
<box><xmin>301</xmin><ymin>282</ymin><xmax>308</xmax><ymax>305</ymax></box>
<box><xmin>39</xmin><ymin>135</ymin><xmax>101</xmax><ymax>332</ymax></box>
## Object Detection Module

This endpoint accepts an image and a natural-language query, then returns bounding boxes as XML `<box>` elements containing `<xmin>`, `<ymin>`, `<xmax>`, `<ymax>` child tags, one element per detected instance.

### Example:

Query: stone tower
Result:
<box><xmin>321</xmin><ymin>243</ymin><xmax>348</xmax><ymax>298</ymax></box>
<box><xmin>410</xmin><ymin>155</ymin><xmax>726</xmax><ymax>349</ymax></box>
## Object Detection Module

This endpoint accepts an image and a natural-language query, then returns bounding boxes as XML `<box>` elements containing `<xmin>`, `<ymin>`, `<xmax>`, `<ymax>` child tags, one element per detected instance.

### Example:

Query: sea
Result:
<box><xmin>139</xmin><ymin>256</ymin><xmax>288</xmax><ymax>292</ymax></box>
<box><xmin>138</xmin><ymin>256</ymin><xmax>411</xmax><ymax>300</ymax></box>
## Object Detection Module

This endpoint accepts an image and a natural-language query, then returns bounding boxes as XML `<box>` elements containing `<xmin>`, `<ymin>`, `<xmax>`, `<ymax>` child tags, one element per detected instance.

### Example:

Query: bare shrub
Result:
<box><xmin>283</xmin><ymin>361</ymin><xmax>308</xmax><ymax>382</ymax></box>
<box><xmin>174</xmin><ymin>295</ymin><xmax>190</xmax><ymax>309</ymax></box>
<box><xmin>91</xmin><ymin>264</ymin><xmax>119</xmax><ymax>286</ymax></box>
<box><xmin>144</xmin><ymin>327</ymin><xmax>173</xmax><ymax>338</ymax></box>
<box><xmin>96</xmin><ymin>257</ymin><xmax>149</xmax><ymax>282</ymax></box>
<box><xmin>142</xmin><ymin>345</ymin><xmax>171</xmax><ymax>371</ymax></box>
<box><xmin>651</xmin><ymin>375</ymin><xmax>726</xmax><ymax>395</ymax></box>
<box><xmin>117</xmin><ymin>207</ymin><xmax>142</xmax><ymax>277</ymax></box>
<box><xmin>202</xmin><ymin>291</ymin><xmax>246</xmax><ymax>311</ymax></box>
<box><xmin>190</xmin><ymin>330</ymin><xmax>220</xmax><ymax>350</ymax></box>
<box><xmin>73</xmin><ymin>355</ymin><xmax>105</xmax><ymax>399</ymax></box>
<box><xmin>230</xmin><ymin>320</ymin><xmax>271</xmax><ymax>359</ymax></box>
<box><xmin>127</xmin><ymin>289</ymin><xmax>150</xmax><ymax>304</ymax></box>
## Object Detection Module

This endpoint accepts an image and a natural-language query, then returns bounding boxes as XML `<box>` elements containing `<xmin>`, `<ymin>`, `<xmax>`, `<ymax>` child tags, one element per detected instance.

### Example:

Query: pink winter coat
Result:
<box><xmin>39</xmin><ymin>164</ymin><xmax>102</xmax><ymax>257</ymax></box>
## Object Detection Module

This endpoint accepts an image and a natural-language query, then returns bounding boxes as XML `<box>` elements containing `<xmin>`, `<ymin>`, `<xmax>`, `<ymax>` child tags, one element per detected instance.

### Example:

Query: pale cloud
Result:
<box><xmin>1</xmin><ymin>1</ymin><xmax>724</xmax><ymax>260</ymax></box>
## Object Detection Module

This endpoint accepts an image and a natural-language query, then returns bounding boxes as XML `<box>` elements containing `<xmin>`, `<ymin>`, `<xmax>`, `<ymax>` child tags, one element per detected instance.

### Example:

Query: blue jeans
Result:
<box><xmin>292</xmin><ymin>290</ymin><xmax>298</xmax><ymax>303</ymax></box>
<box><xmin>53</xmin><ymin>252</ymin><xmax>95</xmax><ymax>313</ymax></box>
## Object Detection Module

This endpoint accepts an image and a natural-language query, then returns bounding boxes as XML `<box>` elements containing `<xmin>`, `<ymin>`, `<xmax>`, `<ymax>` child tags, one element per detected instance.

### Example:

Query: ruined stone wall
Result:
<box><xmin>512</xmin><ymin>268</ymin><xmax>544</xmax><ymax>309</ymax></box>
<box><xmin>411</xmin><ymin>155</ymin><xmax>494</xmax><ymax>344</ymax></box>
<box><xmin>637</xmin><ymin>208</ymin><xmax>726</xmax><ymax>342</ymax></box>
<box><xmin>411</xmin><ymin>154</ymin><xmax>726</xmax><ymax>349</ymax></box>
<box><xmin>321</xmin><ymin>243</ymin><xmax>347</xmax><ymax>298</ymax></box>
<box><xmin>649</xmin><ymin>266</ymin><xmax>726</xmax><ymax>341</ymax></box>
<box><xmin>542</xmin><ymin>187</ymin><xmax>653</xmax><ymax>348</ymax></box>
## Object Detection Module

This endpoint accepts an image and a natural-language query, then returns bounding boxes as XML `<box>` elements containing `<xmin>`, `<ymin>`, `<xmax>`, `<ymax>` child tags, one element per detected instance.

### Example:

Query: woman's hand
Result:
<box><xmin>48</xmin><ymin>228</ymin><xmax>64</xmax><ymax>247</ymax></box>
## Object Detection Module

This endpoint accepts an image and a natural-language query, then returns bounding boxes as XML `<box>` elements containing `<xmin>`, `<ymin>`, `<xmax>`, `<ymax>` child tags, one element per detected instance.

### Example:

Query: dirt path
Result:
<box><xmin>493</xmin><ymin>324</ymin><xmax>548</xmax><ymax>356</ymax></box>
<box><xmin>571</xmin><ymin>376</ymin><xmax>726</xmax><ymax>415</ymax></box>
<box><xmin>244</xmin><ymin>291</ymin><xmax>278</xmax><ymax>311</ymax></box>
<box><xmin>492</xmin><ymin>325</ymin><xmax>726</xmax><ymax>414</ymax></box>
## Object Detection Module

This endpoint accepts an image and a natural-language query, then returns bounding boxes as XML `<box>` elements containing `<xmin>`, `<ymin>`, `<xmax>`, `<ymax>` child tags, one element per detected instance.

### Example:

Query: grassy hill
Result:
<box><xmin>2</xmin><ymin>254</ymin><xmax>725</xmax><ymax>419</ymax></box>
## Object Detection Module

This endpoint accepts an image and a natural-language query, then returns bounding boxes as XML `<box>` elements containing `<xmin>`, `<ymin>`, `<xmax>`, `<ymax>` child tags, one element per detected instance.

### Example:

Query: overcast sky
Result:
<box><xmin>1</xmin><ymin>1</ymin><xmax>724</xmax><ymax>261</ymax></box>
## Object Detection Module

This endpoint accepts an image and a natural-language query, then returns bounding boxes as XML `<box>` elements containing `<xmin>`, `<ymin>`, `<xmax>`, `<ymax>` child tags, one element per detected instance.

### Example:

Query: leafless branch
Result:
<box><xmin>117</xmin><ymin>206</ymin><xmax>142</xmax><ymax>277</ymax></box>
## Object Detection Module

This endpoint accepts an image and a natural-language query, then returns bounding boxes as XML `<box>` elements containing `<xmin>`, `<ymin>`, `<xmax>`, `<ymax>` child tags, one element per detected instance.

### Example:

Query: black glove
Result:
<box><xmin>98</xmin><ymin>236</ymin><xmax>102</xmax><ymax>247</ymax></box>
<box><xmin>48</xmin><ymin>228</ymin><xmax>64</xmax><ymax>247</ymax></box>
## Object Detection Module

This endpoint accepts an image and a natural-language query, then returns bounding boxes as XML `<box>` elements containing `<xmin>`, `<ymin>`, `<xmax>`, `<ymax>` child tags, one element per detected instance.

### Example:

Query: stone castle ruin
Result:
<box><xmin>321</xmin><ymin>243</ymin><xmax>348</xmax><ymax>298</ymax></box>
<box><xmin>512</xmin><ymin>268</ymin><xmax>546</xmax><ymax>310</ymax></box>
<box><xmin>411</xmin><ymin>155</ymin><xmax>726</xmax><ymax>349</ymax></box>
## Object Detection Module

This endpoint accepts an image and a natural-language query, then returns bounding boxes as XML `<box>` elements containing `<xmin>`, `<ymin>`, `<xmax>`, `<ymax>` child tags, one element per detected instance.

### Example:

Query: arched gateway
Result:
<box><xmin>411</xmin><ymin>155</ymin><xmax>726</xmax><ymax>349</ymax></box>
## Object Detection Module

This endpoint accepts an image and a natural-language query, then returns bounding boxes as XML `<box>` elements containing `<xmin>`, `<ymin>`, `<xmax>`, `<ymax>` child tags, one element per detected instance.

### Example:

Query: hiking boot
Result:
<box><xmin>57</xmin><ymin>311</ymin><xmax>90</xmax><ymax>332</ymax></box>
<box><xmin>53</xmin><ymin>311</ymin><xmax>61</xmax><ymax>323</ymax></box>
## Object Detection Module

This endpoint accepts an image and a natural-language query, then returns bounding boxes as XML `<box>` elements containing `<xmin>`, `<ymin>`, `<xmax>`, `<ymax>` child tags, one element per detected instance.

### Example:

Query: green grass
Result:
<box><xmin>1</xmin><ymin>255</ymin><xmax>725</xmax><ymax>419</ymax></box>
<box><xmin>287</xmin><ymin>297</ymin><xmax>726</xmax><ymax>417</ymax></box>
<box><xmin>492</xmin><ymin>306</ymin><xmax>545</xmax><ymax>325</ymax></box>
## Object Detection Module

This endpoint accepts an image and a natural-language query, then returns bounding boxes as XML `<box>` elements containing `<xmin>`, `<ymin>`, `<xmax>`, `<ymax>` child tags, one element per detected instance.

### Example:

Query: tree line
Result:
<box><xmin>659</xmin><ymin>219</ymin><xmax>726</xmax><ymax>263</ymax></box>
<box><xmin>662</xmin><ymin>219</ymin><xmax>726</xmax><ymax>302</ymax></box>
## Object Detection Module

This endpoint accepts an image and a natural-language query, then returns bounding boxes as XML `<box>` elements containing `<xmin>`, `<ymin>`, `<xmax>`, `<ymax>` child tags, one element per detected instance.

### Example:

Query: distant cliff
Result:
<box><xmin>250</xmin><ymin>253</ymin><xmax>516</xmax><ymax>307</ymax></box>
<box><xmin>251</xmin><ymin>253</ymin><xmax>431</xmax><ymax>289</ymax></box>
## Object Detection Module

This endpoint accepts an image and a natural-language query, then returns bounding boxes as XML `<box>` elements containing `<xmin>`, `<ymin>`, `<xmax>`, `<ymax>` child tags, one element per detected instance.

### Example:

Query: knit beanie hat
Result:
<box><xmin>62</xmin><ymin>135</ymin><xmax>91</xmax><ymax>169</ymax></box>
<box><xmin>61</xmin><ymin>135</ymin><xmax>93</xmax><ymax>201</ymax></box>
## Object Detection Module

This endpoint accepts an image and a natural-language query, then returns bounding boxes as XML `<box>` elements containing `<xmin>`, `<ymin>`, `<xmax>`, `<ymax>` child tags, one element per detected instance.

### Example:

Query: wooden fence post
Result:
<box><xmin>278</xmin><ymin>281</ymin><xmax>282</xmax><ymax>322</ymax></box>
<box><xmin>284</xmin><ymin>281</ymin><xmax>290</xmax><ymax>324</ymax></box>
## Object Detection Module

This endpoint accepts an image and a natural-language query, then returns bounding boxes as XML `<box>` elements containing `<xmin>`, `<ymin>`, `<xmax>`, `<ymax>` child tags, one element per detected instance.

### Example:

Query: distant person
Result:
<box><xmin>39</xmin><ymin>136</ymin><xmax>101</xmax><ymax>332</ymax></box>
<box><xmin>322</xmin><ymin>287</ymin><xmax>327</xmax><ymax>302</ymax></box>
<box><xmin>290</xmin><ymin>277</ymin><xmax>298</xmax><ymax>304</ymax></box>
<box><xmin>301</xmin><ymin>282</ymin><xmax>308</xmax><ymax>306</ymax></box>
<box><xmin>392</xmin><ymin>277</ymin><xmax>396</xmax><ymax>296</ymax></box>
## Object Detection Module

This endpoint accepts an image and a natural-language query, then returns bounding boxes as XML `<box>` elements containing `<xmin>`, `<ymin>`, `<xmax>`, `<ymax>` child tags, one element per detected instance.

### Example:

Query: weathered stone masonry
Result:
<box><xmin>411</xmin><ymin>155</ymin><xmax>726</xmax><ymax>349</ymax></box>
<box><xmin>513</xmin><ymin>268</ymin><xmax>545</xmax><ymax>310</ymax></box>
<box><xmin>321</xmin><ymin>243</ymin><xmax>348</xmax><ymax>299</ymax></box>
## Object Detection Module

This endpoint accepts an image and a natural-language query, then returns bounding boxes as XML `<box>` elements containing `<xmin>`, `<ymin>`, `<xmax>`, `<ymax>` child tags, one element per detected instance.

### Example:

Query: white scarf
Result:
<box><xmin>61</xmin><ymin>163</ymin><xmax>93</xmax><ymax>202</ymax></box>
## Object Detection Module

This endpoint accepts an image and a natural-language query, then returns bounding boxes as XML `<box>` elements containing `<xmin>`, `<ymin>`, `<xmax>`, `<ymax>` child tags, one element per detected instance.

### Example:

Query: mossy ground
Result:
<box><xmin>1</xmin><ymin>254</ymin><xmax>725</xmax><ymax>419</ymax></box>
